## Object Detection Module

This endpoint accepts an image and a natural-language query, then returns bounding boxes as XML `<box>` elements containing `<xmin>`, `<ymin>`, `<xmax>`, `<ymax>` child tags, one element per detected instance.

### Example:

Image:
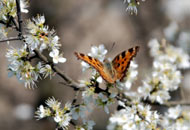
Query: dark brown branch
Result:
<box><xmin>0</xmin><ymin>37</ymin><xmax>20</xmax><ymax>42</ymax></box>
<box><xmin>11</xmin><ymin>16</ymin><xmax>20</xmax><ymax>31</ymax></box>
<box><xmin>16</xmin><ymin>0</ymin><xmax>22</xmax><ymax>36</ymax></box>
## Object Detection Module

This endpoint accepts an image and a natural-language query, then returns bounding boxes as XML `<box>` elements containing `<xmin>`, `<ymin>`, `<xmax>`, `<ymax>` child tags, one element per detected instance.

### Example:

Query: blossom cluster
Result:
<box><xmin>35</xmin><ymin>97</ymin><xmax>95</xmax><ymax>130</ymax></box>
<box><xmin>35</xmin><ymin>97</ymin><xmax>72</xmax><ymax>129</ymax></box>
<box><xmin>0</xmin><ymin>0</ymin><xmax>28</xmax><ymax>22</ymax></box>
<box><xmin>6</xmin><ymin>45</ymin><xmax>53</xmax><ymax>88</ymax></box>
<box><xmin>107</xmin><ymin>101</ymin><xmax>160</xmax><ymax>130</ymax></box>
<box><xmin>0</xmin><ymin>0</ymin><xmax>28</xmax><ymax>39</ymax></box>
<box><xmin>5</xmin><ymin>14</ymin><xmax>66</xmax><ymax>87</ymax></box>
<box><xmin>25</xmin><ymin>15</ymin><xmax>66</xmax><ymax>63</ymax></box>
<box><xmin>123</xmin><ymin>0</ymin><xmax>145</xmax><ymax>15</ymax></box>
<box><xmin>138</xmin><ymin>39</ymin><xmax>190</xmax><ymax>104</ymax></box>
<box><xmin>161</xmin><ymin>105</ymin><xmax>190</xmax><ymax>130</ymax></box>
<box><xmin>0</xmin><ymin>1</ymin><xmax>67</xmax><ymax>88</ymax></box>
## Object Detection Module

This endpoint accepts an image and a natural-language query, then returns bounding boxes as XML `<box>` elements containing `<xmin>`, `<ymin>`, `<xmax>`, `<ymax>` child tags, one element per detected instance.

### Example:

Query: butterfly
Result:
<box><xmin>74</xmin><ymin>46</ymin><xmax>139</xmax><ymax>84</ymax></box>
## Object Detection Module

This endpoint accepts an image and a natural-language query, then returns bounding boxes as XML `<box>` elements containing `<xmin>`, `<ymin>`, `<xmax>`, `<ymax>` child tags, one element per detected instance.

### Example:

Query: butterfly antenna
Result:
<box><xmin>109</xmin><ymin>42</ymin><xmax>116</xmax><ymax>53</ymax></box>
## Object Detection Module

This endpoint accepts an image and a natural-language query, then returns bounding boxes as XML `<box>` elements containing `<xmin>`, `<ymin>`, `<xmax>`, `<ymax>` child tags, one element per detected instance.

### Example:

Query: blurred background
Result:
<box><xmin>0</xmin><ymin>0</ymin><xmax>190</xmax><ymax>129</ymax></box>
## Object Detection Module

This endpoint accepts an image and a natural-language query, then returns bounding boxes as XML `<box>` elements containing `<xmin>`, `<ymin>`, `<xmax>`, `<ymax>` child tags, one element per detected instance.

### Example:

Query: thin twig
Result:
<box><xmin>144</xmin><ymin>99</ymin><xmax>190</xmax><ymax>107</ymax></box>
<box><xmin>0</xmin><ymin>37</ymin><xmax>20</xmax><ymax>42</ymax></box>
<box><xmin>11</xmin><ymin>16</ymin><xmax>20</xmax><ymax>31</ymax></box>
<box><xmin>72</xmin><ymin>91</ymin><xmax>80</xmax><ymax>105</ymax></box>
<box><xmin>164</xmin><ymin>100</ymin><xmax>190</xmax><ymax>106</ymax></box>
<box><xmin>180</xmin><ymin>87</ymin><xmax>186</xmax><ymax>100</ymax></box>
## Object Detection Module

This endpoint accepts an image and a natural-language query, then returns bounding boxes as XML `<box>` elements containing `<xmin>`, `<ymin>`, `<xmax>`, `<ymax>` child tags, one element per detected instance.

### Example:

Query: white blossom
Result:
<box><xmin>107</xmin><ymin>103</ymin><xmax>160</xmax><ymax>130</ymax></box>
<box><xmin>49</xmin><ymin>49</ymin><xmax>66</xmax><ymax>64</ymax></box>
<box><xmin>166</xmin><ymin>105</ymin><xmax>182</xmax><ymax>120</ymax></box>
<box><xmin>20</xmin><ymin>0</ymin><xmax>29</xmax><ymax>13</ymax></box>
<box><xmin>39</xmin><ymin>64</ymin><xmax>52</xmax><ymax>79</ymax></box>
<box><xmin>35</xmin><ymin>97</ymin><xmax>72</xmax><ymax>129</ymax></box>
<box><xmin>139</xmin><ymin>39</ymin><xmax>188</xmax><ymax>104</ymax></box>
<box><xmin>96</xmin><ymin>93</ymin><xmax>115</xmax><ymax>114</ymax></box>
<box><xmin>25</xmin><ymin>15</ymin><xmax>62</xmax><ymax>54</ymax></box>
<box><xmin>82</xmin><ymin>87</ymin><xmax>95</xmax><ymax>105</ymax></box>
<box><xmin>45</xmin><ymin>97</ymin><xmax>61</xmax><ymax>111</ymax></box>
<box><xmin>161</xmin><ymin>105</ymin><xmax>190</xmax><ymax>130</ymax></box>
<box><xmin>6</xmin><ymin>46</ymin><xmax>41</xmax><ymax>88</ymax></box>
<box><xmin>71</xmin><ymin>105</ymin><xmax>86</xmax><ymax>120</ymax></box>
<box><xmin>35</xmin><ymin>105</ymin><xmax>51</xmax><ymax>119</ymax></box>
<box><xmin>83</xmin><ymin>120</ymin><xmax>95</xmax><ymax>130</ymax></box>
<box><xmin>88</xmin><ymin>44</ymin><xmax>107</xmax><ymax>62</ymax></box>
<box><xmin>126</xmin><ymin>4</ymin><xmax>138</xmax><ymax>15</ymax></box>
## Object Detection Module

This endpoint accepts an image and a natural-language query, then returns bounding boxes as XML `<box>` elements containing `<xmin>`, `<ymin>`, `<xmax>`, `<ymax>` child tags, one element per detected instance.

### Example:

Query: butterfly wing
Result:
<box><xmin>112</xmin><ymin>46</ymin><xmax>139</xmax><ymax>81</ymax></box>
<box><xmin>74</xmin><ymin>52</ymin><xmax>115</xmax><ymax>83</ymax></box>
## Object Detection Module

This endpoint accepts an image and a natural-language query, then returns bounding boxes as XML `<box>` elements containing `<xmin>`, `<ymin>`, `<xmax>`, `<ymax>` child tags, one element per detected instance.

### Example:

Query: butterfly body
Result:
<box><xmin>103</xmin><ymin>60</ymin><xmax>117</xmax><ymax>80</ymax></box>
<box><xmin>75</xmin><ymin>46</ymin><xmax>139</xmax><ymax>84</ymax></box>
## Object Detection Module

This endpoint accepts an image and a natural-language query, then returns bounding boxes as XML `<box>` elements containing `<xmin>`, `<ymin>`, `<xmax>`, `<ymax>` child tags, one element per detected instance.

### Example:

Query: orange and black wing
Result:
<box><xmin>74</xmin><ymin>52</ymin><xmax>115</xmax><ymax>83</ymax></box>
<box><xmin>112</xmin><ymin>46</ymin><xmax>139</xmax><ymax>81</ymax></box>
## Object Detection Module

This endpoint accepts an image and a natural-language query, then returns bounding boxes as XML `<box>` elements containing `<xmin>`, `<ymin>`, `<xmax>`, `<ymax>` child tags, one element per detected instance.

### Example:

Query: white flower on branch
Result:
<box><xmin>139</xmin><ymin>39</ymin><xmax>189</xmax><ymax>104</ymax></box>
<box><xmin>80</xmin><ymin>44</ymin><xmax>107</xmax><ymax>72</ymax></box>
<box><xmin>71</xmin><ymin>105</ymin><xmax>86</xmax><ymax>120</ymax></box>
<box><xmin>20</xmin><ymin>0</ymin><xmax>29</xmax><ymax>13</ymax></box>
<box><xmin>0</xmin><ymin>0</ymin><xmax>17</xmax><ymax>21</ymax></box>
<box><xmin>83</xmin><ymin>120</ymin><xmax>96</xmax><ymax>130</ymax></box>
<box><xmin>6</xmin><ymin>46</ymin><xmax>42</xmax><ymax>88</ymax></box>
<box><xmin>35</xmin><ymin>97</ymin><xmax>72</xmax><ymax>129</ymax></box>
<box><xmin>45</xmin><ymin>97</ymin><xmax>61</xmax><ymax>111</ymax></box>
<box><xmin>0</xmin><ymin>0</ymin><xmax>28</xmax><ymax>23</ymax></box>
<box><xmin>39</xmin><ymin>64</ymin><xmax>53</xmax><ymax>79</ymax></box>
<box><xmin>166</xmin><ymin>105</ymin><xmax>181</xmax><ymax>120</ymax></box>
<box><xmin>57</xmin><ymin>113</ymin><xmax>72</xmax><ymax>130</ymax></box>
<box><xmin>107</xmin><ymin>103</ymin><xmax>160</xmax><ymax>130</ymax></box>
<box><xmin>35</xmin><ymin>105</ymin><xmax>51</xmax><ymax>119</ymax></box>
<box><xmin>88</xmin><ymin>44</ymin><xmax>107</xmax><ymax>62</ymax></box>
<box><xmin>82</xmin><ymin>87</ymin><xmax>95</xmax><ymax>105</ymax></box>
<box><xmin>25</xmin><ymin>15</ymin><xmax>62</xmax><ymax>53</ymax></box>
<box><xmin>149</xmin><ymin>39</ymin><xmax>190</xmax><ymax>69</ymax></box>
<box><xmin>32</xmin><ymin>15</ymin><xmax>45</xmax><ymax>26</ymax></box>
<box><xmin>123</xmin><ymin>0</ymin><xmax>145</xmax><ymax>15</ymax></box>
<box><xmin>96</xmin><ymin>92</ymin><xmax>115</xmax><ymax>114</ymax></box>
<box><xmin>126</xmin><ymin>4</ymin><xmax>138</xmax><ymax>15</ymax></box>
<box><xmin>161</xmin><ymin>105</ymin><xmax>190</xmax><ymax>130</ymax></box>
<box><xmin>49</xmin><ymin>49</ymin><xmax>66</xmax><ymax>64</ymax></box>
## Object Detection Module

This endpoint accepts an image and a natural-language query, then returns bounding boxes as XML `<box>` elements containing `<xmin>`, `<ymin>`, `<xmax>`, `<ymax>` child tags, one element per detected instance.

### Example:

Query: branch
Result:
<box><xmin>11</xmin><ymin>16</ymin><xmax>20</xmax><ymax>31</ymax></box>
<box><xmin>163</xmin><ymin>100</ymin><xmax>190</xmax><ymax>106</ymax></box>
<box><xmin>34</xmin><ymin>49</ymin><xmax>80</xmax><ymax>90</ymax></box>
<box><xmin>0</xmin><ymin>37</ymin><xmax>20</xmax><ymax>43</ymax></box>
<box><xmin>15</xmin><ymin>0</ymin><xmax>22</xmax><ymax>35</ymax></box>
<box><xmin>144</xmin><ymin>99</ymin><xmax>190</xmax><ymax>107</ymax></box>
